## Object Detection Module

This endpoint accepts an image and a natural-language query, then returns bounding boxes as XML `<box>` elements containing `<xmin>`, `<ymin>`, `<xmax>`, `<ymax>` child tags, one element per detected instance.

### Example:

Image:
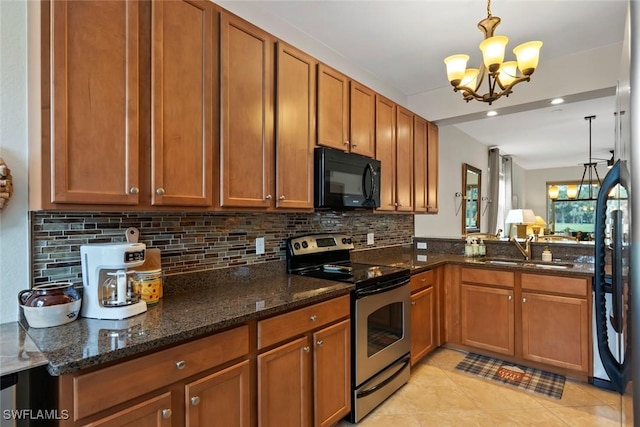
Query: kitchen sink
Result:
<box><xmin>483</xmin><ymin>258</ymin><xmax>574</xmax><ymax>269</ymax></box>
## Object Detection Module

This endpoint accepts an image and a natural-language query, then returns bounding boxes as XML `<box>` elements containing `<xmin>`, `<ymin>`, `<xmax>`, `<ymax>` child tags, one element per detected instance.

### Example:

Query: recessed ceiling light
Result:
<box><xmin>486</xmin><ymin>111</ymin><xmax>498</xmax><ymax>117</ymax></box>
<box><xmin>550</xmin><ymin>98</ymin><xmax>565</xmax><ymax>105</ymax></box>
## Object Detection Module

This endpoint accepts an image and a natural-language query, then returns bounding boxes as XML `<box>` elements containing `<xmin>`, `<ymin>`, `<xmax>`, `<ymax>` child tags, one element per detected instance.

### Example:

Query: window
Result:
<box><xmin>546</xmin><ymin>182</ymin><xmax>600</xmax><ymax>236</ymax></box>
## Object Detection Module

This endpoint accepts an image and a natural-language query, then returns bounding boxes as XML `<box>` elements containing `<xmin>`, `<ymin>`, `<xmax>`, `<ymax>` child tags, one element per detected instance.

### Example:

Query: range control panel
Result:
<box><xmin>287</xmin><ymin>234</ymin><xmax>354</xmax><ymax>256</ymax></box>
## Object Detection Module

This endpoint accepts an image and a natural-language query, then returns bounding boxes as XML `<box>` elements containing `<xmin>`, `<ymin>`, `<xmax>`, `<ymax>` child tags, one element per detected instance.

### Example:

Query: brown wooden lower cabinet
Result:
<box><xmin>410</xmin><ymin>286</ymin><xmax>435</xmax><ymax>365</ymax></box>
<box><xmin>82</xmin><ymin>392</ymin><xmax>173</xmax><ymax>427</ymax></box>
<box><xmin>257</xmin><ymin>296</ymin><xmax>351</xmax><ymax>427</ymax></box>
<box><xmin>449</xmin><ymin>266</ymin><xmax>592</xmax><ymax>376</ymax></box>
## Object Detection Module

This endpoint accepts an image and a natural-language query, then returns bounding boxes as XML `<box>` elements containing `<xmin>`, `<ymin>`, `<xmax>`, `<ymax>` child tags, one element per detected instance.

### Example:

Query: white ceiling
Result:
<box><xmin>221</xmin><ymin>0</ymin><xmax>628</xmax><ymax>170</ymax></box>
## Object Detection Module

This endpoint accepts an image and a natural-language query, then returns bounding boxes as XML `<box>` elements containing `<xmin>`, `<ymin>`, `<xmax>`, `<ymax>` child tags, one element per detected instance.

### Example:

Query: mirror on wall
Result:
<box><xmin>462</xmin><ymin>163</ymin><xmax>481</xmax><ymax>234</ymax></box>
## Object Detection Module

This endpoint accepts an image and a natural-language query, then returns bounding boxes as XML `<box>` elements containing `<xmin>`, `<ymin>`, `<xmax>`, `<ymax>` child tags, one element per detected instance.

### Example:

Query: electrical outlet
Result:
<box><xmin>256</xmin><ymin>237</ymin><xmax>265</xmax><ymax>255</ymax></box>
<box><xmin>417</xmin><ymin>242</ymin><xmax>427</xmax><ymax>250</ymax></box>
<box><xmin>367</xmin><ymin>233</ymin><xmax>374</xmax><ymax>245</ymax></box>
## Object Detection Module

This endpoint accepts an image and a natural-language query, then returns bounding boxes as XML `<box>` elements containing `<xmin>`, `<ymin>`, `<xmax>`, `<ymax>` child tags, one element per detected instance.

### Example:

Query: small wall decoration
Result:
<box><xmin>0</xmin><ymin>157</ymin><xmax>13</xmax><ymax>210</ymax></box>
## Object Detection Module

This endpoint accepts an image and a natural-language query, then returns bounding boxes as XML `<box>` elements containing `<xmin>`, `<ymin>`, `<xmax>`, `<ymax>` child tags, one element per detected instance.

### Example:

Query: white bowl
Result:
<box><xmin>22</xmin><ymin>299</ymin><xmax>81</xmax><ymax>328</ymax></box>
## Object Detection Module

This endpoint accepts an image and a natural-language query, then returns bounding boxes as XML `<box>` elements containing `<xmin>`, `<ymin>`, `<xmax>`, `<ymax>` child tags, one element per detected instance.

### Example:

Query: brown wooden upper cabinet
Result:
<box><xmin>317</xmin><ymin>64</ymin><xmax>349</xmax><ymax>152</ymax></box>
<box><xmin>151</xmin><ymin>0</ymin><xmax>215</xmax><ymax>207</ymax></box>
<box><xmin>219</xmin><ymin>12</ymin><xmax>274</xmax><ymax>209</ymax></box>
<box><xmin>317</xmin><ymin>64</ymin><xmax>375</xmax><ymax>158</ymax></box>
<box><xmin>427</xmin><ymin>121</ymin><xmax>439</xmax><ymax>213</ymax></box>
<box><xmin>414</xmin><ymin>117</ymin><xmax>439</xmax><ymax>213</ymax></box>
<box><xmin>274</xmin><ymin>41</ymin><xmax>316</xmax><ymax>210</ymax></box>
<box><xmin>375</xmin><ymin>96</ymin><xmax>414</xmax><ymax>212</ymax></box>
<box><xmin>348</xmin><ymin>81</ymin><xmax>376</xmax><ymax>158</ymax></box>
<box><xmin>43</xmin><ymin>0</ymin><xmax>216</xmax><ymax>208</ymax></box>
<box><xmin>47</xmin><ymin>0</ymin><xmax>141</xmax><ymax>205</ymax></box>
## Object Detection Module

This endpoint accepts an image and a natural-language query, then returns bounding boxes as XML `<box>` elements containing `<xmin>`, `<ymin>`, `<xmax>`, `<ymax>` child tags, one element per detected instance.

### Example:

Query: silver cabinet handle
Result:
<box><xmin>394</xmin><ymin>202</ymin><xmax>398</xmax><ymax>207</ymax></box>
<box><xmin>522</xmin><ymin>297</ymin><xmax>526</xmax><ymax>302</ymax></box>
<box><xmin>176</xmin><ymin>360</ymin><xmax>186</xmax><ymax>370</ymax></box>
<box><xmin>420</xmin><ymin>278</ymin><xmax>426</xmax><ymax>282</ymax></box>
<box><xmin>303</xmin><ymin>346</ymin><xmax>310</xmax><ymax>352</ymax></box>
<box><xmin>411</xmin><ymin>301</ymin><xmax>416</xmax><ymax>306</ymax></box>
<box><xmin>316</xmin><ymin>340</ymin><xmax>324</xmax><ymax>347</ymax></box>
<box><xmin>508</xmin><ymin>295</ymin><xmax>512</xmax><ymax>301</ymax></box>
<box><xmin>343</xmin><ymin>141</ymin><xmax>349</xmax><ymax>146</ymax></box>
<box><xmin>190</xmin><ymin>396</ymin><xmax>200</xmax><ymax>406</ymax></box>
<box><xmin>310</xmin><ymin>315</ymin><xmax>317</xmax><ymax>322</ymax></box>
<box><xmin>265</xmin><ymin>194</ymin><xmax>272</xmax><ymax>200</ymax></box>
<box><xmin>161</xmin><ymin>409</ymin><xmax>172</xmax><ymax>419</ymax></box>
<box><xmin>351</xmin><ymin>143</ymin><xmax>357</xmax><ymax>148</ymax></box>
<box><xmin>129</xmin><ymin>187</ymin><xmax>139</xmax><ymax>195</ymax></box>
<box><xmin>279</xmin><ymin>195</ymin><xmax>286</xmax><ymax>200</ymax></box>
<box><xmin>155</xmin><ymin>187</ymin><xmax>165</xmax><ymax>195</ymax></box>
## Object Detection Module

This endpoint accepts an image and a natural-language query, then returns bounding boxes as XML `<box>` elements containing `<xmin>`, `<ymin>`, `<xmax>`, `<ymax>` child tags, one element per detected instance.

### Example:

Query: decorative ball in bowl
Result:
<box><xmin>18</xmin><ymin>283</ymin><xmax>82</xmax><ymax>328</ymax></box>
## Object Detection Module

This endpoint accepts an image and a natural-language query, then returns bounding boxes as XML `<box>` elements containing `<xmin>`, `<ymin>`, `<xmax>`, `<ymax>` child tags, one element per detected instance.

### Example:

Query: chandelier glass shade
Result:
<box><xmin>444</xmin><ymin>0</ymin><xmax>543</xmax><ymax>105</ymax></box>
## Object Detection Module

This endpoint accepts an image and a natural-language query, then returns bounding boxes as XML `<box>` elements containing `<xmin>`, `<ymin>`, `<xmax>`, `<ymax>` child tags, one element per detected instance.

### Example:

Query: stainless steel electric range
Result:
<box><xmin>286</xmin><ymin>233</ymin><xmax>411</xmax><ymax>423</ymax></box>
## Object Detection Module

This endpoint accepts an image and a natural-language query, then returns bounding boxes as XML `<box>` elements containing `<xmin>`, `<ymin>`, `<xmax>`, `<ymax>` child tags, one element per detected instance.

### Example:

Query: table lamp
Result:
<box><xmin>505</xmin><ymin>209</ymin><xmax>536</xmax><ymax>239</ymax></box>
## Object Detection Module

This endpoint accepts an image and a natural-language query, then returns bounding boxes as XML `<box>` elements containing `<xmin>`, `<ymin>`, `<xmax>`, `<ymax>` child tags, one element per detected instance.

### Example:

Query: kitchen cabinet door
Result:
<box><xmin>313</xmin><ymin>319</ymin><xmax>351</xmax><ymax>427</ymax></box>
<box><xmin>411</xmin><ymin>286</ymin><xmax>435</xmax><ymax>365</ymax></box>
<box><xmin>49</xmin><ymin>0</ymin><xmax>139</xmax><ymax>205</ymax></box>
<box><xmin>220</xmin><ymin>13</ymin><xmax>274</xmax><ymax>208</ymax></box>
<box><xmin>349</xmin><ymin>82</ymin><xmax>376</xmax><ymax>158</ymax></box>
<box><xmin>426</xmin><ymin>121</ymin><xmax>439</xmax><ymax>213</ymax></box>
<box><xmin>83</xmin><ymin>392</ymin><xmax>173</xmax><ymax>427</ymax></box>
<box><xmin>275</xmin><ymin>42</ymin><xmax>315</xmax><ymax>209</ymax></box>
<box><xmin>460</xmin><ymin>284</ymin><xmax>515</xmax><ymax>356</ymax></box>
<box><xmin>375</xmin><ymin>95</ymin><xmax>397</xmax><ymax>211</ymax></box>
<box><xmin>521</xmin><ymin>292</ymin><xmax>590</xmax><ymax>372</ymax></box>
<box><xmin>317</xmin><ymin>64</ymin><xmax>349</xmax><ymax>151</ymax></box>
<box><xmin>150</xmin><ymin>0</ymin><xmax>215</xmax><ymax>207</ymax></box>
<box><xmin>258</xmin><ymin>336</ymin><xmax>312</xmax><ymax>427</ymax></box>
<box><xmin>185</xmin><ymin>360</ymin><xmax>251</xmax><ymax>427</ymax></box>
<box><xmin>413</xmin><ymin>116</ymin><xmax>428</xmax><ymax>213</ymax></box>
<box><xmin>396</xmin><ymin>106</ymin><xmax>414</xmax><ymax>212</ymax></box>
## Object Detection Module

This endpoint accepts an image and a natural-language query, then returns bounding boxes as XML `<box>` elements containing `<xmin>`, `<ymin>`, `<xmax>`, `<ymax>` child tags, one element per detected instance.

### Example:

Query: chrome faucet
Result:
<box><xmin>510</xmin><ymin>235</ymin><xmax>533</xmax><ymax>260</ymax></box>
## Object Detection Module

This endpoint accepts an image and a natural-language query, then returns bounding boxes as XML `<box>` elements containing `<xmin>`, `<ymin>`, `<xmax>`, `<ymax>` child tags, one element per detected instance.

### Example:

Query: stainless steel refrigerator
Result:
<box><xmin>592</xmin><ymin>2</ymin><xmax>637</xmax><ymax>424</ymax></box>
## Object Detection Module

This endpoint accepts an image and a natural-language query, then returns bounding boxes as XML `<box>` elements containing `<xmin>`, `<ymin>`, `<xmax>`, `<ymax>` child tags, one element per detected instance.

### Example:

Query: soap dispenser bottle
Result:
<box><xmin>542</xmin><ymin>246</ymin><xmax>552</xmax><ymax>262</ymax></box>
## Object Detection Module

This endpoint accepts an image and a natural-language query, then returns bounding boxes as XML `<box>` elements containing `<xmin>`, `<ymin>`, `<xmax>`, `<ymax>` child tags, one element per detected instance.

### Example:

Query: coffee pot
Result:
<box><xmin>80</xmin><ymin>243</ymin><xmax>147</xmax><ymax>319</ymax></box>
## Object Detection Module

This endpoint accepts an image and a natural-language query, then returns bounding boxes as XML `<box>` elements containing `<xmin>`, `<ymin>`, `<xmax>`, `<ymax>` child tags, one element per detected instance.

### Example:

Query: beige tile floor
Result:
<box><xmin>338</xmin><ymin>348</ymin><xmax>634</xmax><ymax>426</ymax></box>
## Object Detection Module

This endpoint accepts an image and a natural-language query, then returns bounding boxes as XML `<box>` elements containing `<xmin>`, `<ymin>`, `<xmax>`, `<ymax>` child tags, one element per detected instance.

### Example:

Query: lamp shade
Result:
<box><xmin>548</xmin><ymin>185</ymin><xmax>559</xmax><ymax>200</ymax></box>
<box><xmin>513</xmin><ymin>41</ymin><xmax>543</xmax><ymax>76</ymax></box>
<box><xmin>497</xmin><ymin>61</ymin><xmax>518</xmax><ymax>87</ymax></box>
<box><xmin>444</xmin><ymin>54</ymin><xmax>470</xmax><ymax>85</ymax></box>
<box><xmin>479</xmin><ymin>35</ymin><xmax>508</xmax><ymax>73</ymax></box>
<box><xmin>505</xmin><ymin>209</ymin><xmax>537</xmax><ymax>225</ymax></box>
<box><xmin>566</xmin><ymin>185</ymin><xmax>578</xmax><ymax>199</ymax></box>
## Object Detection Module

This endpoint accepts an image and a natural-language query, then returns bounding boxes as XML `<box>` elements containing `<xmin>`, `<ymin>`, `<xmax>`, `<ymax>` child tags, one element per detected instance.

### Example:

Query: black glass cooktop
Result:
<box><xmin>298</xmin><ymin>262</ymin><xmax>409</xmax><ymax>288</ymax></box>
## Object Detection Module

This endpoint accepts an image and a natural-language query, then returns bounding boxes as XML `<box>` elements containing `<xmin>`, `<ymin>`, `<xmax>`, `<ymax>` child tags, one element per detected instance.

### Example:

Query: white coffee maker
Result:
<box><xmin>80</xmin><ymin>242</ymin><xmax>147</xmax><ymax>319</ymax></box>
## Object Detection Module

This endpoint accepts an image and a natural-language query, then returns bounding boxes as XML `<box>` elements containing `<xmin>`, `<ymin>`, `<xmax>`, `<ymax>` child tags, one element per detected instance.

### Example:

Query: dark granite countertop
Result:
<box><xmin>352</xmin><ymin>245</ymin><xmax>595</xmax><ymax>277</ymax></box>
<box><xmin>21</xmin><ymin>262</ymin><xmax>352</xmax><ymax>376</ymax></box>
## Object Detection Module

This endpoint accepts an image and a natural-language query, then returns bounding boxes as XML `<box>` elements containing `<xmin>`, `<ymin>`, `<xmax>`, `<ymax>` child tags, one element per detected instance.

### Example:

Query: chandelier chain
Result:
<box><xmin>487</xmin><ymin>0</ymin><xmax>492</xmax><ymax>17</ymax></box>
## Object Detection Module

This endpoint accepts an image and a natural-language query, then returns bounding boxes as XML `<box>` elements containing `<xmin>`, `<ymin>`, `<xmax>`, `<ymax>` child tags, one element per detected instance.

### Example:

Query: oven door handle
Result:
<box><xmin>356</xmin><ymin>358</ymin><xmax>410</xmax><ymax>398</ymax></box>
<box><xmin>355</xmin><ymin>278</ymin><xmax>409</xmax><ymax>298</ymax></box>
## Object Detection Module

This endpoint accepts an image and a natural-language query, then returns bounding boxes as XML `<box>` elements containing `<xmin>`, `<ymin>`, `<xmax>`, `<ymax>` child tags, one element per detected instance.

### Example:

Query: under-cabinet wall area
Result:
<box><xmin>31</xmin><ymin>211</ymin><xmax>414</xmax><ymax>285</ymax></box>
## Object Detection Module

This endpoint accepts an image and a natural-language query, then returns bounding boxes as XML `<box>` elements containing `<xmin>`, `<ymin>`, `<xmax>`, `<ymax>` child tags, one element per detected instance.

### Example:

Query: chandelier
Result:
<box><xmin>443</xmin><ymin>0</ymin><xmax>543</xmax><ymax>105</ymax></box>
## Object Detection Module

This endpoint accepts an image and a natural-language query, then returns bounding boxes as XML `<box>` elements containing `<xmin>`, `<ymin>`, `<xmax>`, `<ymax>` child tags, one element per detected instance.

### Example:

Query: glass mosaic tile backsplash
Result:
<box><xmin>31</xmin><ymin>211</ymin><xmax>414</xmax><ymax>285</ymax></box>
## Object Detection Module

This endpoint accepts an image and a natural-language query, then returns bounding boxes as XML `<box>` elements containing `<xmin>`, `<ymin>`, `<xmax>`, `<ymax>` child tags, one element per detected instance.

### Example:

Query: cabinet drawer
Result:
<box><xmin>461</xmin><ymin>267</ymin><xmax>514</xmax><ymax>288</ymax></box>
<box><xmin>411</xmin><ymin>269</ymin><xmax>434</xmax><ymax>292</ymax></box>
<box><xmin>258</xmin><ymin>295</ymin><xmax>350</xmax><ymax>349</ymax></box>
<box><xmin>521</xmin><ymin>273</ymin><xmax>589</xmax><ymax>297</ymax></box>
<box><xmin>73</xmin><ymin>325</ymin><xmax>248</xmax><ymax>421</ymax></box>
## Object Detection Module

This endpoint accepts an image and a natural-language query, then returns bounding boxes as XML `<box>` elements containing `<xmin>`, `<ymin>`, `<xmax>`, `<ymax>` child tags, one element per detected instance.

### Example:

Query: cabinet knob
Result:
<box><xmin>394</xmin><ymin>202</ymin><xmax>399</xmax><ymax>207</ymax></box>
<box><xmin>522</xmin><ymin>297</ymin><xmax>526</xmax><ymax>303</ymax></box>
<box><xmin>351</xmin><ymin>143</ymin><xmax>357</xmax><ymax>148</ymax></box>
<box><xmin>156</xmin><ymin>187</ymin><xmax>165</xmax><ymax>195</ymax></box>
<box><xmin>129</xmin><ymin>187</ymin><xmax>139</xmax><ymax>195</ymax></box>
<box><xmin>343</xmin><ymin>141</ymin><xmax>349</xmax><ymax>146</ymax></box>
<box><xmin>265</xmin><ymin>194</ymin><xmax>272</xmax><ymax>200</ymax></box>
<box><xmin>508</xmin><ymin>295</ymin><xmax>512</xmax><ymax>301</ymax></box>
<box><xmin>175</xmin><ymin>360</ymin><xmax>186</xmax><ymax>370</ymax></box>
<box><xmin>420</xmin><ymin>278</ymin><xmax>426</xmax><ymax>282</ymax></box>
<box><xmin>303</xmin><ymin>346</ymin><xmax>310</xmax><ymax>353</ymax></box>
<box><xmin>316</xmin><ymin>340</ymin><xmax>324</xmax><ymax>347</ymax></box>
<box><xmin>411</xmin><ymin>301</ymin><xmax>416</xmax><ymax>306</ymax></box>
<box><xmin>310</xmin><ymin>315</ymin><xmax>317</xmax><ymax>322</ymax></box>
<box><xmin>190</xmin><ymin>396</ymin><xmax>200</xmax><ymax>406</ymax></box>
<box><xmin>279</xmin><ymin>195</ymin><xmax>286</xmax><ymax>200</ymax></box>
<box><xmin>161</xmin><ymin>409</ymin><xmax>172</xmax><ymax>419</ymax></box>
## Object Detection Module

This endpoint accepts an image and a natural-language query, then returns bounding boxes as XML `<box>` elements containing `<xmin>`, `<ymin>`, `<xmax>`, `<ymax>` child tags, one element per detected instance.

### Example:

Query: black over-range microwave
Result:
<box><xmin>314</xmin><ymin>147</ymin><xmax>381</xmax><ymax>209</ymax></box>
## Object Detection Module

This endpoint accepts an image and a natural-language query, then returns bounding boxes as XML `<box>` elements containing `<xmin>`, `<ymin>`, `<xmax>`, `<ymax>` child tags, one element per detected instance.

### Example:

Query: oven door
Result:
<box><xmin>354</xmin><ymin>277</ymin><xmax>411</xmax><ymax>386</ymax></box>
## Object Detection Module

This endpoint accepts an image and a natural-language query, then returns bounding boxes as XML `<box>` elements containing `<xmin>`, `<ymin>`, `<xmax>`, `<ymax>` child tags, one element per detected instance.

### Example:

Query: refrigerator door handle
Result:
<box><xmin>610</xmin><ymin>209</ymin><xmax>623</xmax><ymax>333</ymax></box>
